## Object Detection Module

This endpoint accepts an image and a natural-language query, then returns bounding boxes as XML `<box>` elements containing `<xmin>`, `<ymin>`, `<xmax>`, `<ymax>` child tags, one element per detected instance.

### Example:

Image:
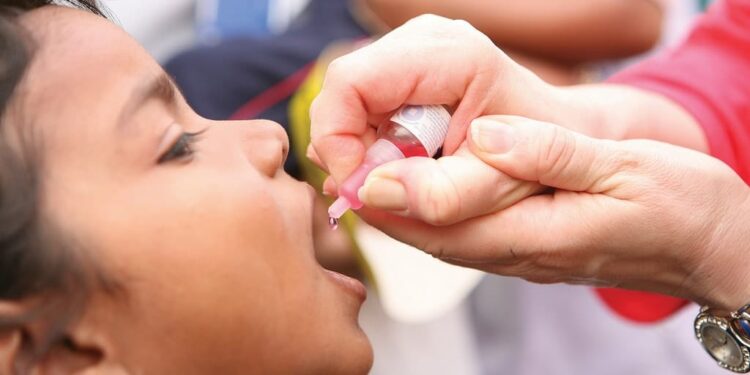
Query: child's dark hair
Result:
<box><xmin>0</xmin><ymin>0</ymin><xmax>108</xmax><ymax>371</ymax></box>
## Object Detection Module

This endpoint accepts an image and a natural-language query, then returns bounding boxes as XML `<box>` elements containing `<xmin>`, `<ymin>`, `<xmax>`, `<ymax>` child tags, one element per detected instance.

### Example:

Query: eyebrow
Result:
<box><xmin>117</xmin><ymin>73</ymin><xmax>177</xmax><ymax>131</ymax></box>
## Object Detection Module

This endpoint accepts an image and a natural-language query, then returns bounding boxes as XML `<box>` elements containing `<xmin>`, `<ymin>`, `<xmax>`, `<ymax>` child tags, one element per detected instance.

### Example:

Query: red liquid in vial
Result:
<box><xmin>377</xmin><ymin>119</ymin><xmax>429</xmax><ymax>158</ymax></box>
<box><xmin>328</xmin><ymin>105</ymin><xmax>450</xmax><ymax>228</ymax></box>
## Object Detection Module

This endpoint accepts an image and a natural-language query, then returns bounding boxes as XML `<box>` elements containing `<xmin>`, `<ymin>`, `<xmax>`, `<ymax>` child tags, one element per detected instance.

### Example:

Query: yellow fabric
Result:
<box><xmin>288</xmin><ymin>57</ymin><xmax>377</xmax><ymax>289</ymax></box>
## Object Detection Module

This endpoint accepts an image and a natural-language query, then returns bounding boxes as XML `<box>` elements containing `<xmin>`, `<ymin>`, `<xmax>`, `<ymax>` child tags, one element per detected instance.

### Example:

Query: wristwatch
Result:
<box><xmin>695</xmin><ymin>304</ymin><xmax>750</xmax><ymax>372</ymax></box>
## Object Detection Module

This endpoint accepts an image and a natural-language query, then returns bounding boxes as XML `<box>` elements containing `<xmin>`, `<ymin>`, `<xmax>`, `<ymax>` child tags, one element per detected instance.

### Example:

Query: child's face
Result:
<box><xmin>11</xmin><ymin>6</ymin><xmax>371</xmax><ymax>374</ymax></box>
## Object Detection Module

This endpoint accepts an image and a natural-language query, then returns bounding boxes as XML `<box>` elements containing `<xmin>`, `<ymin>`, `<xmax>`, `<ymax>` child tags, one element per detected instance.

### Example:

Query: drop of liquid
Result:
<box><xmin>328</xmin><ymin>216</ymin><xmax>339</xmax><ymax>230</ymax></box>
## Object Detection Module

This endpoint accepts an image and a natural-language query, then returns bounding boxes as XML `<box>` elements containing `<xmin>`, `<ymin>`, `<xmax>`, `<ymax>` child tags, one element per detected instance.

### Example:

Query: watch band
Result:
<box><xmin>696</xmin><ymin>305</ymin><xmax>750</xmax><ymax>373</ymax></box>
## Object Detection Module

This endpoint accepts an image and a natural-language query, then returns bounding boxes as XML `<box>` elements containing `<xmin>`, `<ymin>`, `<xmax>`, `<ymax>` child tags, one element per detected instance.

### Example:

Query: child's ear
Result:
<box><xmin>0</xmin><ymin>301</ymin><xmax>125</xmax><ymax>375</ymax></box>
<box><xmin>35</xmin><ymin>333</ymin><xmax>103</xmax><ymax>375</ymax></box>
<box><xmin>34</xmin><ymin>319</ymin><xmax>130</xmax><ymax>375</ymax></box>
<box><xmin>0</xmin><ymin>327</ymin><xmax>23</xmax><ymax>374</ymax></box>
<box><xmin>0</xmin><ymin>301</ymin><xmax>30</xmax><ymax>374</ymax></box>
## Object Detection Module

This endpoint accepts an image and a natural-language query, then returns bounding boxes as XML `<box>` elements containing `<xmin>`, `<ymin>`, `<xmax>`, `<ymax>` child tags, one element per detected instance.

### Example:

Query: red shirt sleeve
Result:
<box><xmin>598</xmin><ymin>0</ymin><xmax>750</xmax><ymax>322</ymax></box>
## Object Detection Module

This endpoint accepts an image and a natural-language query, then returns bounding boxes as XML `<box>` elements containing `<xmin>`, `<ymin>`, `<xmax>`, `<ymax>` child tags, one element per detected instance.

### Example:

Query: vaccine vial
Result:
<box><xmin>328</xmin><ymin>105</ymin><xmax>451</xmax><ymax>228</ymax></box>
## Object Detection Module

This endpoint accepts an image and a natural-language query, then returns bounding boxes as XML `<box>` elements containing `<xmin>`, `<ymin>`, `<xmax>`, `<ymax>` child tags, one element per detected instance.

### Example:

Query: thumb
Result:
<box><xmin>468</xmin><ymin>115</ymin><xmax>622</xmax><ymax>192</ymax></box>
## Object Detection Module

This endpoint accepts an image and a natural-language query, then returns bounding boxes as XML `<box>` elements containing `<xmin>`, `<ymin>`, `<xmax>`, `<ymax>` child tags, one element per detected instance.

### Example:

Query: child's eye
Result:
<box><xmin>158</xmin><ymin>130</ymin><xmax>204</xmax><ymax>164</ymax></box>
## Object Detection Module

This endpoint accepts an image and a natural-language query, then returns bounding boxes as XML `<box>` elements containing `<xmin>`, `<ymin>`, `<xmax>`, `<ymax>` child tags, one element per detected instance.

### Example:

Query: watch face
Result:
<box><xmin>701</xmin><ymin>324</ymin><xmax>745</xmax><ymax>368</ymax></box>
<box><xmin>696</xmin><ymin>313</ymin><xmax>750</xmax><ymax>372</ymax></box>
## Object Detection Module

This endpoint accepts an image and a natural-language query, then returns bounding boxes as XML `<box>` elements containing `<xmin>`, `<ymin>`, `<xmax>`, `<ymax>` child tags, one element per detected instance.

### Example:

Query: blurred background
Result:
<box><xmin>99</xmin><ymin>1</ymin><xmax>721</xmax><ymax>374</ymax></box>
<box><xmin>102</xmin><ymin>0</ymin><xmax>310</xmax><ymax>62</ymax></box>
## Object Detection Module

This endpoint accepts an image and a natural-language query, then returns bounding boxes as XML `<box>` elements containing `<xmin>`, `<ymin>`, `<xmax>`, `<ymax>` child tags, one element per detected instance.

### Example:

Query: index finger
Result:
<box><xmin>310</xmin><ymin>15</ymin><xmax>505</xmax><ymax>183</ymax></box>
<box><xmin>309</xmin><ymin>47</ymin><xmax>419</xmax><ymax>184</ymax></box>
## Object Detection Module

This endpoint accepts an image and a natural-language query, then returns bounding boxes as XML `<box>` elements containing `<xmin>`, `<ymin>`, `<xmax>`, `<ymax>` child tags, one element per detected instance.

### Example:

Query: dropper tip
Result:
<box><xmin>327</xmin><ymin>197</ymin><xmax>351</xmax><ymax>230</ymax></box>
<box><xmin>328</xmin><ymin>196</ymin><xmax>352</xmax><ymax>219</ymax></box>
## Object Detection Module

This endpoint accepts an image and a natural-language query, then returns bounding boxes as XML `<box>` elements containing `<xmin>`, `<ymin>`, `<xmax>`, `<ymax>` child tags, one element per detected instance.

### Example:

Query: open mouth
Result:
<box><xmin>302</xmin><ymin>181</ymin><xmax>368</xmax><ymax>302</ymax></box>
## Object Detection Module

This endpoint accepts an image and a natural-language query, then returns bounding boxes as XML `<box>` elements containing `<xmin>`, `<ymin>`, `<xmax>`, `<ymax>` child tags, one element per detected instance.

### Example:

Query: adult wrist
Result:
<box><xmin>696</xmin><ymin>192</ymin><xmax>750</xmax><ymax>312</ymax></box>
<box><xmin>695</xmin><ymin>210</ymin><xmax>750</xmax><ymax>375</ymax></box>
<box><xmin>691</xmin><ymin>190</ymin><xmax>750</xmax><ymax>372</ymax></box>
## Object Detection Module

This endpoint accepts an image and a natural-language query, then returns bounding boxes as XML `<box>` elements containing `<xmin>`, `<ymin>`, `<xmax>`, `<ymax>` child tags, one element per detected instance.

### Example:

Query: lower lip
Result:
<box><xmin>324</xmin><ymin>269</ymin><xmax>367</xmax><ymax>302</ymax></box>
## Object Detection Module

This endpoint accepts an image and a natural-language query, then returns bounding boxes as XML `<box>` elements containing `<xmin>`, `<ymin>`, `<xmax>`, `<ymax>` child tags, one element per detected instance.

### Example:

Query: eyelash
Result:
<box><xmin>158</xmin><ymin>129</ymin><xmax>206</xmax><ymax>164</ymax></box>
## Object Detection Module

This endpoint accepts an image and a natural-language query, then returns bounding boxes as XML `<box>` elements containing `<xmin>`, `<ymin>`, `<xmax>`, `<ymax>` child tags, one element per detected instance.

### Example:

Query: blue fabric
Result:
<box><xmin>166</xmin><ymin>0</ymin><xmax>367</xmax><ymax>177</ymax></box>
<box><xmin>197</xmin><ymin>0</ymin><xmax>271</xmax><ymax>39</ymax></box>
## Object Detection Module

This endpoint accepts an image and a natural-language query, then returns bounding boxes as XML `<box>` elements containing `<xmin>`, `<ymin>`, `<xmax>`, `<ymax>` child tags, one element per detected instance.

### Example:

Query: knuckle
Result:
<box><xmin>308</xmin><ymin>97</ymin><xmax>330</xmax><ymax>137</ymax></box>
<box><xmin>309</xmin><ymin>97</ymin><xmax>322</xmax><ymax>123</ymax></box>
<box><xmin>449</xmin><ymin>18</ymin><xmax>475</xmax><ymax>33</ymax></box>
<box><xmin>324</xmin><ymin>56</ymin><xmax>348</xmax><ymax>80</ymax></box>
<box><xmin>537</xmin><ymin>125</ymin><xmax>577</xmax><ymax>183</ymax></box>
<box><xmin>499</xmin><ymin>260</ymin><xmax>538</xmax><ymax>279</ymax></box>
<box><xmin>449</xmin><ymin>19</ymin><xmax>491</xmax><ymax>46</ymax></box>
<box><xmin>409</xmin><ymin>227</ymin><xmax>452</xmax><ymax>260</ymax></box>
<box><xmin>416</xmin><ymin>173</ymin><xmax>461</xmax><ymax>226</ymax></box>
<box><xmin>593</xmin><ymin>143</ymin><xmax>644</xmax><ymax>191</ymax></box>
<box><xmin>608</xmin><ymin>145</ymin><xmax>642</xmax><ymax>172</ymax></box>
<box><xmin>421</xmin><ymin>240</ymin><xmax>448</xmax><ymax>260</ymax></box>
<box><xmin>409</xmin><ymin>13</ymin><xmax>448</xmax><ymax>26</ymax></box>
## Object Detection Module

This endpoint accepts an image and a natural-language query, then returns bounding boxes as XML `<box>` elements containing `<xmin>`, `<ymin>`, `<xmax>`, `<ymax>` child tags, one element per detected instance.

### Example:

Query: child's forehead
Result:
<box><xmin>21</xmin><ymin>5</ymin><xmax>99</xmax><ymax>37</ymax></box>
<box><xmin>8</xmin><ymin>6</ymin><xmax>163</xmax><ymax>150</ymax></box>
<box><xmin>19</xmin><ymin>5</ymin><xmax>131</xmax><ymax>59</ymax></box>
<box><xmin>15</xmin><ymin>6</ymin><xmax>157</xmax><ymax>105</ymax></box>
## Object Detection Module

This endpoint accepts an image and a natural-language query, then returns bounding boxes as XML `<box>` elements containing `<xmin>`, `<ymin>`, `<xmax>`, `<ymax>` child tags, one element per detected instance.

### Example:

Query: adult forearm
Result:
<box><xmin>549</xmin><ymin>84</ymin><xmax>709</xmax><ymax>152</ymax></box>
<box><xmin>479</xmin><ymin>59</ymin><xmax>707</xmax><ymax>151</ymax></box>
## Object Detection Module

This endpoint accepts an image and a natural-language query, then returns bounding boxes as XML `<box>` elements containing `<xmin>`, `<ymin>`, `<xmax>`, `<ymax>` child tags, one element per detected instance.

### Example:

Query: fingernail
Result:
<box><xmin>322</xmin><ymin>177</ymin><xmax>338</xmax><ymax>197</ymax></box>
<box><xmin>471</xmin><ymin>119</ymin><xmax>515</xmax><ymax>154</ymax></box>
<box><xmin>358</xmin><ymin>177</ymin><xmax>408</xmax><ymax>211</ymax></box>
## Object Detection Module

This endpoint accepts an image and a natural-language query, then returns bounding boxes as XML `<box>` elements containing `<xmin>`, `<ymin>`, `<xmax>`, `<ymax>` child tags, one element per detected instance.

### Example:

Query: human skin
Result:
<box><xmin>309</xmin><ymin>15</ymin><xmax>705</xmax><ymax>187</ymax></box>
<box><xmin>362</xmin><ymin>115</ymin><xmax>750</xmax><ymax>313</ymax></box>
<box><xmin>0</xmin><ymin>6</ymin><xmax>372</xmax><ymax>375</ymax></box>
<box><xmin>310</xmin><ymin>15</ymin><xmax>704</xmax><ymax>220</ymax></box>
<box><xmin>354</xmin><ymin>0</ymin><xmax>664</xmax><ymax>85</ymax></box>
<box><xmin>309</xmin><ymin>16</ymin><xmax>750</xmax><ymax>311</ymax></box>
<box><xmin>363</xmin><ymin>0</ymin><xmax>663</xmax><ymax>63</ymax></box>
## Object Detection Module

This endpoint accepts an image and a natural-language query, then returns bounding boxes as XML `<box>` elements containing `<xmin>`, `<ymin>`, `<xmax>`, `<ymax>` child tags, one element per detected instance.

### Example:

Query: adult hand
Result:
<box><xmin>356</xmin><ymin>115</ymin><xmax>750</xmax><ymax>312</ymax></box>
<box><xmin>309</xmin><ymin>14</ymin><xmax>554</xmax><ymax>186</ymax></box>
<box><xmin>309</xmin><ymin>13</ymin><xmax>704</xmax><ymax>218</ymax></box>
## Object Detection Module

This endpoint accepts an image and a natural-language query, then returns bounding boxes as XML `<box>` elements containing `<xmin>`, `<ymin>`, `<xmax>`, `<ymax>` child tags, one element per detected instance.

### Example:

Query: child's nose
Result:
<box><xmin>215</xmin><ymin>119</ymin><xmax>290</xmax><ymax>177</ymax></box>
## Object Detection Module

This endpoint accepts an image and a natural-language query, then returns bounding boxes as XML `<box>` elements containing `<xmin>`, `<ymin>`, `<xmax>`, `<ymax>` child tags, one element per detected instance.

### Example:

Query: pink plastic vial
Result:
<box><xmin>328</xmin><ymin>105</ymin><xmax>451</xmax><ymax>228</ymax></box>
